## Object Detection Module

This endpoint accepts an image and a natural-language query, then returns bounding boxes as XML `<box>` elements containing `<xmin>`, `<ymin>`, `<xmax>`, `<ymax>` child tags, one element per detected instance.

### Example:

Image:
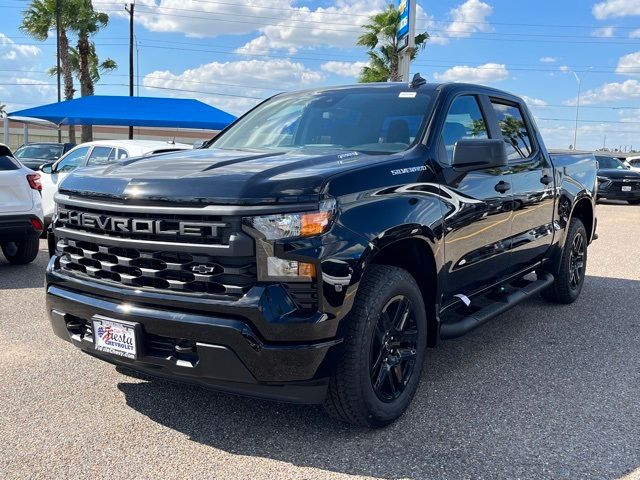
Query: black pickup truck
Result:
<box><xmin>46</xmin><ymin>79</ymin><xmax>597</xmax><ymax>427</ymax></box>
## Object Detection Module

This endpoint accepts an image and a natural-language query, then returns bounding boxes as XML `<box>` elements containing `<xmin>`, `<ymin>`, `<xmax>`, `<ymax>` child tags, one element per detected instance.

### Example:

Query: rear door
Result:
<box><xmin>488</xmin><ymin>98</ymin><xmax>556</xmax><ymax>272</ymax></box>
<box><xmin>0</xmin><ymin>155</ymin><xmax>33</xmax><ymax>214</ymax></box>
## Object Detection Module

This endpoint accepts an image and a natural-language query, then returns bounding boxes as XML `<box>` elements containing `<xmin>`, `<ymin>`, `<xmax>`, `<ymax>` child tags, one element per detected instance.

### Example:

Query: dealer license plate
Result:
<box><xmin>622</xmin><ymin>186</ymin><xmax>632</xmax><ymax>192</ymax></box>
<box><xmin>92</xmin><ymin>317</ymin><xmax>138</xmax><ymax>359</ymax></box>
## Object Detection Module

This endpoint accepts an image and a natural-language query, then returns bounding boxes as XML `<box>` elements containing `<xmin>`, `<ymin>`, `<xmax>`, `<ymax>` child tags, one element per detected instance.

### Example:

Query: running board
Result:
<box><xmin>439</xmin><ymin>272</ymin><xmax>554</xmax><ymax>340</ymax></box>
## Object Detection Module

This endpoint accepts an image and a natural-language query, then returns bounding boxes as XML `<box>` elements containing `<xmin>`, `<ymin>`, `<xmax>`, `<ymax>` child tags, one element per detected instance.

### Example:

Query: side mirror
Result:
<box><xmin>452</xmin><ymin>139</ymin><xmax>507</xmax><ymax>171</ymax></box>
<box><xmin>40</xmin><ymin>162</ymin><xmax>54</xmax><ymax>174</ymax></box>
<box><xmin>193</xmin><ymin>140</ymin><xmax>206</xmax><ymax>149</ymax></box>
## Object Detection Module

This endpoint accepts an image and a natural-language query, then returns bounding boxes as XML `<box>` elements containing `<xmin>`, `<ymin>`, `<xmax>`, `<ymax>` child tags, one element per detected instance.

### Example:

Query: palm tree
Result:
<box><xmin>49</xmin><ymin>44</ymin><xmax>117</xmax><ymax>89</ymax></box>
<box><xmin>357</xmin><ymin>4</ymin><xmax>429</xmax><ymax>83</ymax></box>
<box><xmin>0</xmin><ymin>104</ymin><xmax>6</xmax><ymax>117</ymax></box>
<box><xmin>21</xmin><ymin>0</ymin><xmax>77</xmax><ymax>142</ymax></box>
<box><xmin>69</xmin><ymin>0</ymin><xmax>110</xmax><ymax>142</ymax></box>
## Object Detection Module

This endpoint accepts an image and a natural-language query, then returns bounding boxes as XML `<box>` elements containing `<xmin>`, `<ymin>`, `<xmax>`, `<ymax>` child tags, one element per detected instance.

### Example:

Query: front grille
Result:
<box><xmin>57</xmin><ymin>237</ymin><xmax>256</xmax><ymax>297</ymax></box>
<box><xmin>56</xmin><ymin>203</ymin><xmax>236</xmax><ymax>245</ymax></box>
<box><xmin>612</xmin><ymin>179</ymin><xmax>640</xmax><ymax>191</ymax></box>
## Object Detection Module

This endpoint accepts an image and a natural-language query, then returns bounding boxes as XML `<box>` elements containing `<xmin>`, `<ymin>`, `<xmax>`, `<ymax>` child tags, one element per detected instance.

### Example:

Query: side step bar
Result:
<box><xmin>439</xmin><ymin>272</ymin><xmax>555</xmax><ymax>340</ymax></box>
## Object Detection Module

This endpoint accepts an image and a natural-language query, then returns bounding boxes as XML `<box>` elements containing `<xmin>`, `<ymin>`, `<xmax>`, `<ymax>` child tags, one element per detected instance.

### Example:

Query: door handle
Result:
<box><xmin>540</xmin><ymin>174</ymin><xmax>553</xmax><ymax>185</ymax></box>
<box><xmin>494</xmin><ymin>181</ymin><xmax>511</xmax><ymax>193</ymax></box>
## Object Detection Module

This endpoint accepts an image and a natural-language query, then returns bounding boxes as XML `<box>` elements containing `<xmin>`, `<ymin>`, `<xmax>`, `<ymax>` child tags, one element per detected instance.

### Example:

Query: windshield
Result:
<box><xmin>211</xmin><ymin>89</ymin><xmax>434</xmax><ymax>154</ymax></box>
<box><xmin>596</xmin><ymin>156</ymin><xmax>628</xmax><ymax>169</ymax></box>
<box><xmin>14</xmin><ymin>144</ymin><xmax>63</xmax><ymax>160</ymax></box>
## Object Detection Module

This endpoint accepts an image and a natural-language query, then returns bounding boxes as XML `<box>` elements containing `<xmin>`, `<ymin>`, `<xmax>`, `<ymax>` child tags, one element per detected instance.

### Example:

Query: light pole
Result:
<box><xmin>572</xmin><ymin>71</ymin><xmax>581</xmax><ymax>150</ymax></box>
<box><xmin>56</xmin><ymin>0</ymin><xmax>61</xmax><ymax>142</ymax></box>
<box><xmin>125</xmin><ymin>1</ymin><xmax>135</xmax><ymax>139</ymax></box>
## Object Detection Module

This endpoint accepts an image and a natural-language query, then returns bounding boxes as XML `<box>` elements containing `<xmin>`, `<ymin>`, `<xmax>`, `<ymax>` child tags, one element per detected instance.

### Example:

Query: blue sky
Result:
<box><xmin>2</xmin><ymin>0</ymin><xmax>640</xmax><ymax>150</ymax></box>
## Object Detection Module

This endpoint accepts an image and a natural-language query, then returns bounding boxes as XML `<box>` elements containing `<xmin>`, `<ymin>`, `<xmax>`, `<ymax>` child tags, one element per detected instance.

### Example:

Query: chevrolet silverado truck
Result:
<box><xmin>46</xmin><ymin>79</ymin><xmax>597</xmax><ymax>427</ymax></box>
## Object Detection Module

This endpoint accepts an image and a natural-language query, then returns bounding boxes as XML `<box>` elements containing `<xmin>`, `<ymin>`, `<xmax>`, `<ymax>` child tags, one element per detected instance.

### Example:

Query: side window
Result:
<box><xmin>117</xmin><ymin>149</ymin><xmax>128</xmax><ymax>160</ymax></box>
<box><xmin>442</xmin><ymin>95</ymin><xmax>488</xmax><ymax>162</ymax></box>
<box><xmin>86</xmin><ymin>146</ymin><xmax>115</xmax><ymax>166</ymax></box>
<box><xmin>491</xmin><ymin>101</ymin><xmax>533</xmax><ymax>160</ymax></box>
<box><xmin>55</xmin><ymin>146</ymin><xmax>90</xmax><ymax>173</ymax></box>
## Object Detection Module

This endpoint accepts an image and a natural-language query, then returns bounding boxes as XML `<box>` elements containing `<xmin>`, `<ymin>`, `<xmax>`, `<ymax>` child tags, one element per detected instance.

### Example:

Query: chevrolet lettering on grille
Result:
<box><xmin>58</xmin><ymin>208</ymin><xmax>225</xmax><ymax>238</ymax></box>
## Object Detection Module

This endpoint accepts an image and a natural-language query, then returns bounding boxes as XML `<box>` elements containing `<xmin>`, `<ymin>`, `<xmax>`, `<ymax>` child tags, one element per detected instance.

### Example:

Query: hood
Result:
<box><xmin>597</xmin><ymin>168</ymin><xmax>640</xmax><ymax>179</ymax></box>
<box><xmin>59</xmin><ymin>147</ymin><xmax>394</xmax><ymax>205</ymax></box>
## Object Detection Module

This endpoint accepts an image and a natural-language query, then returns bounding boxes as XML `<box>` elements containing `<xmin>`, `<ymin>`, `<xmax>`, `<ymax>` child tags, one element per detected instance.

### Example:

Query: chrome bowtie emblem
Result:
<box><xmin>192</xmin><ymin>265</ymin><xmax>215</xmax><ymax>274</ymax></box>
<box><xmin>623</xmin><ymin>179</ymin><xmax>632</xmax><ymax>183</ymax></box>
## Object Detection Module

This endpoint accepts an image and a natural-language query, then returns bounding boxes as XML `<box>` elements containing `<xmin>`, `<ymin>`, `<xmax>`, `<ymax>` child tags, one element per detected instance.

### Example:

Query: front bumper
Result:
<box><xmin>0</xmin><ymin>214</ymin><xmax>42</xmax><ymax>243</ymax></box>
<box><xmin>46</xmin><ymin>260</ymin><xmax>343</xmax><ymax>404</ymax></box>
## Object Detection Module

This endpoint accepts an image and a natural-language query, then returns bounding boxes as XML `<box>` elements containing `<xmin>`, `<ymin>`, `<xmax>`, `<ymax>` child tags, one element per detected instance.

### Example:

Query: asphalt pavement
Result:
<box><xmin>0</xmin><ymin>202</ymin><xmax>639</xmax><ymax>480</ymax></box>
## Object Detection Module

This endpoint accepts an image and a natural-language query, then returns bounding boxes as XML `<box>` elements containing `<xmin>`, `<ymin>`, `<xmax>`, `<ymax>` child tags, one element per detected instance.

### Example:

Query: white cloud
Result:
<box><xmin>569</xmin><ymin>79</ymin><xmax>640</xmax><ymax>105</ymax></box>
<box><xmin>616</xmin><ymin>51</ymin><xmax>640</xmax><ymax>76</ymax></box>
<box><xmin>0</xmin><ymin>33</ymin><xmax>40</xmax><ymax>60</ymax></box>
<box><xmin>142</xmin><ymin>59</ymin><xmax>324</xmax><ymax>115</ymax></box>
<box><xmin>591</xmin><ymin>26</ymin><xmax>616</xmax><ymax>37</ymax></box>
<box><xmin>630</xmin><ymin>29</ymin><xmax>640</xmax><ymax>38</ymax></box>
<box><xmin>593</xmin><ymin>0</ymin><xmax>640</xmax><ymax>19</ymax></box>
<box><xmin>539</xmin><ymin>57</ymin><xmax>557</xmax><ymax>63</ymax></box>
<box><xmin>433</xmin><ymin>63</ymin><xmax>508</xmax><ymax>84</ymax></box>
<box><xmin>430</xmin><ymin>0</ymin><xmax>493</xmax><ymax>45</ymax></box>
<box><xmin>559</xmin><ymin>65</ymin><xmax>570</xmax><ymax>72</ymax></box>
<box><xmin>521</xmin><ymin>95</ymin><xmax>547</xmax><ymax>107</ymax></box>
<box><xmin>320</xmin><ymin>61</ymin><xmax>368</xmax><ymax>77</ymax></box>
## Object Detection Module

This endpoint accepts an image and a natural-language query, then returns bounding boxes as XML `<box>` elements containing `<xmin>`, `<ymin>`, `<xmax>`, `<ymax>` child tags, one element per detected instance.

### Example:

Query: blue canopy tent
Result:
<box><xmin>5</xmin><ymin>95</ymin><xmax>237</xmax><ymax>144</ymax></box>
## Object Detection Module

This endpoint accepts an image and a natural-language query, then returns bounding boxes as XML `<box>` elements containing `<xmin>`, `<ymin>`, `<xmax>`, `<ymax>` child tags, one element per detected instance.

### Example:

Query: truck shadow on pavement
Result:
<box><xmin>116</xmin><ymin>275</ymin><xmax>640</xmax><ymax>479</ymax></box>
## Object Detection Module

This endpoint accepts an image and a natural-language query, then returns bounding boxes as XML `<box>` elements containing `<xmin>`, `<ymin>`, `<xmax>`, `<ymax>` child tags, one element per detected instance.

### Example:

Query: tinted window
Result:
<box><xmin>55</xmin><ymin>146</ymin><xmax>90</xmax><ymax>173</ymax></box>
<box><xmin>596</xmin><ymin>156</ymin><xmax>626</xmax><ymax>169</ymax></box>
<box><xmin>14</xmin><ymin>144</ymin><xmax>63</xmax><ymax>160</ymax></box>
<box><xmin>117</xmin><ymin>149</ymin><xmax>128</xmax><ymax>159</ymax></box>
<box><xmin>491</xmin><ymin>102</ymin><xmax>533</xmax><ymax>160</ymax></box>
<box><xmin>441</xmin><ymin>95</ymin><xmax>488</xmax><ymax>162</ymax></box>
<box><xmin>0</xmin><ymin>155</ymin><xmax>19</xmax><ymax>171</ymax></box>
<box><xmin>86</xmin><ymin>146</ymin><xmax>115</xmax><ymax>166</ymax></box>
<box><xmin>212</xmin><ymin>90</ymin><xmax>434</xmax><ymax>154</ymax></box>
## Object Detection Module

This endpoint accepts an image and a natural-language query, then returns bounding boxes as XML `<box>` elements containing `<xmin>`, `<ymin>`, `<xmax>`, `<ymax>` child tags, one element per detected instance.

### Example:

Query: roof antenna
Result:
<box><xmin>410</xmin><ymin>73</ymin><xmax>427</xmax><ymax>89</ymax></box>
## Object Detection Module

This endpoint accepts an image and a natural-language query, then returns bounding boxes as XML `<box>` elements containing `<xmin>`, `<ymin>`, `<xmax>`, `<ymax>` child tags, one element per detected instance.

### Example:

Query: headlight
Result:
<box><xmin>244</xmin><ymin>199</ymin><xmax>336</xmax><ymax>241</ymax></box>
<box><xmin>597</xmin><ymin>176</ymin><xmax>611</xmax><ymax>188</ymax></box>
<box><xmin>244</xmin><ymin>199</ymin><xmax>336</xmax><ymax>282</ymax></box>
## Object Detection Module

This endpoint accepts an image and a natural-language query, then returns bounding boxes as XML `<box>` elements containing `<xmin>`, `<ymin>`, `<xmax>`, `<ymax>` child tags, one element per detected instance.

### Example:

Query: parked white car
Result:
<box><xmin>39</xmin><ymin>140</ymin><xmax>191</xmax><ymax>224</ymax></box>
<box><xmin>0</xmin><ymin>144</ymin><xmax>44</xmax><ymax>265</ymax></box>
<box><xmin>625</xmin><ymin>156</ymin><xmax>640</xmax><ymax>171</ymax></box>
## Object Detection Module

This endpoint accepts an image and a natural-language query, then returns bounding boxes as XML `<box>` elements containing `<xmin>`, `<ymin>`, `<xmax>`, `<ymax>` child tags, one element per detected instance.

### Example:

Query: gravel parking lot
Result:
<box><xmin>0</xmin><ymin>203</ymin><xmax>639</xmax><ymax>480</ymax></box>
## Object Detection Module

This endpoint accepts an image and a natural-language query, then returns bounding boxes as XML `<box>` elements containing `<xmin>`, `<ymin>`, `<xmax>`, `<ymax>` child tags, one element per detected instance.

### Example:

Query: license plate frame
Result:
<box><xmin>622</xmin><ymin>186</ymin><xmax>632</xmax><ymax>192</ymax></box>
<box><xmin>92</xmin><ymin>315</ymin><xmax>140</xmax><ymax>360</ymax></box>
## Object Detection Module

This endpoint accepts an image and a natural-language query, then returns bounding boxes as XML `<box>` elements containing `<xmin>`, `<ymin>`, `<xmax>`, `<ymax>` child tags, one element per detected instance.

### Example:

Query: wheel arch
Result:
<box><xmin>368</xmin><ymin>237</ymin><xmax>439</xmax><ymax>347</ymax></box>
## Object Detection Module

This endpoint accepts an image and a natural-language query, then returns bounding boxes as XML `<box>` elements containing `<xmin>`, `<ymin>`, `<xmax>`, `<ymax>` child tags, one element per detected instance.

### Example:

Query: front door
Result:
<box><xmin>41</xmin><ymin>146</ymin><xmax>91</xmax><ymax>218</ymax></box>
<box><xmin>437</xmin><ymin>95</ymin><xmax>514</xmax><ymax>301</ymax></box>
<box><xmin>489</xmin><ymin>99</ymin><xmax>556</xmax><ymax>272</ymax></box>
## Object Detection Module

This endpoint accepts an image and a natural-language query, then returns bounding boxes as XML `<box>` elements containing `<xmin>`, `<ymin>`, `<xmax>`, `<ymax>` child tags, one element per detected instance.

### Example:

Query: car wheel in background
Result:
<box><xmin>542</xmin><ymin>218</ymin><xmax>587</xmax><ymax>304</ymax></box>
<box><xmin>323</xmin><ymin>265</ymin><xmax>427</xmax><ymax>427</ymax></box>
<box><xmin>1</xmin><ymin>237</ymin><xmax>40</xmax><ymax>265</ymax></box>
<box><xmin>628</xmin><ymin>199</ymin><xmax>640</xmax><ymax>205</ymax></box>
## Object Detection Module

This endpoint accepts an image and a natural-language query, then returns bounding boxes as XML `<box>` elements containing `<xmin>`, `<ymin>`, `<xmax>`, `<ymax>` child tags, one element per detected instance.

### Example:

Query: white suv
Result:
<box><xmin>0</xmin><ymin>144</ymin><xmax>44</xmax><ymax>265</ymax></box>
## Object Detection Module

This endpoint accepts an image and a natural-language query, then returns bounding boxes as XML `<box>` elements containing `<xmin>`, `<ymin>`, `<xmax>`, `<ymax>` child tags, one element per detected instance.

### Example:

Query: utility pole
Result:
<box><xmin>397</xmin><ymin>0</ymin><xmax>416</xmax><ymax>82</ymax></box>
<box><xmin>56</xmin><ymin>0</ymin><xmax>62</xmax><ymax>142</ymax></box>
<box><xmin>125</xmin><ymin>2</ymin><xmax>135</xmax><ymax>139</ymax></box>
<box><xmin>603</xmin><ymin>134</ymin><xmax>606</xmax><ymax>150</ymax></box>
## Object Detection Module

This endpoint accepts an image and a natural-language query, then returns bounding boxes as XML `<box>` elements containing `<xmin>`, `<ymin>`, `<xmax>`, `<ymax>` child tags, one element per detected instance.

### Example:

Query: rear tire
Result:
<box><xmin>323</xmin><ymin>265</ymin><xmax>427</xmax><ymax>428</ymax></box>
<box><xmin>542</xmin><ymin>218</ymin><xmax>587</xmax><ymax>304</ymax></box>
<box><xmin>1</xmin><ymin>237</ymin><xmax>40</xmax><ymax>265</ymax></box>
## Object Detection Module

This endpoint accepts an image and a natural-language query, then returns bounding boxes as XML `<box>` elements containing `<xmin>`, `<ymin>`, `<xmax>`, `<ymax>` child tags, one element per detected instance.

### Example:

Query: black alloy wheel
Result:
<box><xmin>369</xmin><ymin>295</ymin><xmax>419</xmax><ymax>402</ymax></box>
<box><xmin>569</xmin><ymin>233</ymin><xmax>585</xmax><ymax>289</ymax></box>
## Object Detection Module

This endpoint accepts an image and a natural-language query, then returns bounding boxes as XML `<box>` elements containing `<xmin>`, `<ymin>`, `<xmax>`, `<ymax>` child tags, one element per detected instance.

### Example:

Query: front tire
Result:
<box><xmin>1</xmin><ymin>237</ymin><xmax>40</xmax><ymax>265</ymax></box>
<box><xmin>628</xmin><ymin>199</ymin><xmax>640</xmax><ymax>205</ymax></box>
<box><xmin>542</xmin><ymin>218</ymin><xmax>587</xmax><ymax>304</ymax></box>
<box><xmin>323</xmin><ymin>265</ymin><xmax>427</xmax><ymax>427</ymax></box>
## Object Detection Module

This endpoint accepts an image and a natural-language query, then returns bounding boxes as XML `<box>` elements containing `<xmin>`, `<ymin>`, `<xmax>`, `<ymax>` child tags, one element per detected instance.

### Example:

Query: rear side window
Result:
<box><xmin>441</xmin><ymin>95</ymin><xmax>488</xmax><ymax>162</ymax></box>
<box><xmin>491</xmin><ymin>101</ymin><xmax>534</xmax><ymax>160</ymax></box>
<box><xmin>0</xmin><ymin>155</ymin><xmax>19</xmax><ymax>171</ymax></box>
<box><xmin>86</xmin><ymin>146</ymin><xmax>115</xmax><ymax>166</ymax></box>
